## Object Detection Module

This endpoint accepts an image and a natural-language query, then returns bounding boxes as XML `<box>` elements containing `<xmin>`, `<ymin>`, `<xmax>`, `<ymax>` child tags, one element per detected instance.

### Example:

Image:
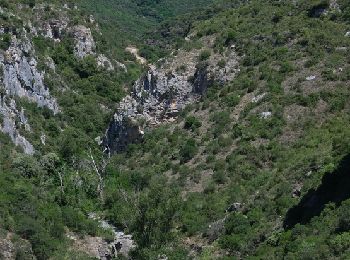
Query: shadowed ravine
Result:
<box><xmin>284</xmin><ymin>154</ymin><xmax>350</xmax><ymax>229</ymax></box>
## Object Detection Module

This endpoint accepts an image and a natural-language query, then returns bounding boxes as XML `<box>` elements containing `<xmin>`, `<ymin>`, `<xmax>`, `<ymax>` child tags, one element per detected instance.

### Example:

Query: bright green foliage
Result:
<box><xmin>2</xmin><ymin>0</ymin><xmax>350</xmax><ymax>259</ymax></box>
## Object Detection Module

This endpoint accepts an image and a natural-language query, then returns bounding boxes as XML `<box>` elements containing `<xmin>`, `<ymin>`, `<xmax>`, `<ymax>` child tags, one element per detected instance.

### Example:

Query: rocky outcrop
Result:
<box><xmin>69</xmin><ymin>214</ymin><xmax>135</xmax><ymax>259</ymax></box>
<box><xmin>0</xmin><ymin>4</ymin><xmax>115</xmax><ymax>154</ymax></box>
<box><xmin>97</xmin><ymin>217</ymin><xmax>136</xmax><ymax>258</ymax></box>
<box><xmin>0</xmin><ymin>30</ymin><xmax>59</xmax><ymax>154</ymax></box>
<box><xmin>97</xmin><ymin>54</ymin><xmax>115</xmax><ymax>71</ymax></box>
<box><xmin>31</xmin><ymin>4</ymin><xmax>114</xmax><ymax>66</ymax></box>
<box><xmin>1</xmin><ymin>35</ymin><xmax>59</xmax><ymax>113</ymax></box>
<box><xmin>0</xmin><ymin>231</ymin><xmax>35</xmax><ymax>260</ymax></box>
<box><xmin>103</xmin><ymin>44</ymin><xmax>239</xmax><ymax>155</ymax></box>
<box><xmin>31</xmin><ymin>5</ymin><xmax>94</xmax><ymax>58</ymax></box>
<box><xmin>38</xmin><ymin>19</ymin><xmax>69</xmax><ymax>42</ymax></box>
<box><xmin>0</xmin><ymin>99</ymin><xmax>34</xmax><ymax>155</ymax></box>
<box><xmin>103</xmin><ymin>115</ymin><xmax>144</xmax><ymax>154</ymax></box>
<box><xmin>72</xmin><ymin>25</ymin><xmax>96</xmax><ymax>59</ymax></box>
<box><xmin>29</xmin><ymin>4</ymin><xmax>69</xmax><ymax>41</ymax></box>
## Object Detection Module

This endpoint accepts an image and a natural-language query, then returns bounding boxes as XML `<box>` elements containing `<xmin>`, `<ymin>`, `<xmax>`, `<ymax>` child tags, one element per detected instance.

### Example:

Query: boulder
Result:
<box><xmin>226</xmin><ymin>202</ymin><xmax>243</xmax><ymax>213</ymax></box>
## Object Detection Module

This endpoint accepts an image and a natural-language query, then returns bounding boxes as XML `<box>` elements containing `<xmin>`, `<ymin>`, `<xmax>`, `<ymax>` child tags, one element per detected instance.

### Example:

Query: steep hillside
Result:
<box><xmin>1</xmin><ymin>0</ymin><xmax>350</xmax><ymax>259</ymax></box>
<box><xmin>100</xmin><ymin>0</ymin><xmax>350</xmax><ymax>259</ymax></box>
<box><xmin>77</xmin><ymin>0</ymin><xmax>230</xmax><ymax>61</ymax></box>
<box><xmin>0</xmin><ymin>1</ymin><xmax>139</xmax><ymax>258</ymax></box>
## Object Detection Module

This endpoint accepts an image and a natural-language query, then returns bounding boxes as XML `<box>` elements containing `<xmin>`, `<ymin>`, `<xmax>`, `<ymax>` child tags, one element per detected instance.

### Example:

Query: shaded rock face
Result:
<box><xmin>103</xmin><ymin>44</ymin><xmax>239</xmax><ymax>155</ymax></box>
<box><xmin>284</xmin><ymin>154</ymin><xmax>350</xmax><ymax>229</ymax></box>
<box><xmin>103</xmin><ymin>116</ymin><xmax>143</xmax><ymax>155</ymax></box>
<box><xmin>192</xmin><ymin>64</ymin><xmax>211</xmax><ymax>95</ymax></box>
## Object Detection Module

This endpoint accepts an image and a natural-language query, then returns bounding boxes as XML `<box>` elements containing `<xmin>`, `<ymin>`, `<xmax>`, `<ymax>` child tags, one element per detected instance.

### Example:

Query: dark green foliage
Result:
<box><xmin>199</xmin><ymin>49</ymin><xmax>211</xmax><ymax>61</ymax></box>
<box><xmin>0</xmin><ymin>34</ymin><xmax>11</xmax><ymax>50</ymax></box>
<box><xmin>337</xmin><ymin>201</ymin><xmax>350</xmax><ymax>232</ymax></box>
<box><xmin>12</xmin><ymin>154</ymin><xmax>42</xmax><ymax>178</ymax></box>
<box><xmin>132</xmin><ymin>178</ymin><xmax>180</xmax><ymax>248</ymax></box>
<box><xmin>180</xmin><ymin>138</ymin><xmax>198</xmax><ymax>163</ymax></box>
<box><xmin>21</xmin><ymin>0</ymin><xmax>36</xmax><ymax>8</ymax></box>
<box><xmin>184</xmin><ymin>116</ymin><xmax>202</xmax><ymax>131</ymax></box>
<box><xmin>0</xmin><ymin>0</ymin><xmax>9</xmax><ymax>8</ymax></box>
<box><xmin>223</xmin><ymin>93</ymin><xmax>240</xmax><ymax>107</ymax></box>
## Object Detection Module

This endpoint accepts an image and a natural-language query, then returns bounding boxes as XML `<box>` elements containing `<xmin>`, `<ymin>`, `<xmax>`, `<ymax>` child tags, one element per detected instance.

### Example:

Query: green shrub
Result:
<box><xmin>199</xmin><ymin>49</ymin><xmax>211</xmax><ymax>61</ymax></box>
<box><xmin>224</xmin><ymin>94</ymin><xmax>240</xmax><ymax>107</ymax></box>
<box><xmin>0</xmin><ymin>0</ymin><xmax>9</xmax><ymax>8</ymax></box>
<box><xmin>213</xmin><ymin>170</ymin><xmax>226</xmax><ymax>184</ymax></box>
<box><xmin>184</xmin><ymin>116</ymin><xmax>202</xmax><ymax>131</ymax></box>
<box><xmin>329</xmin><ymin>232</ymin><xmax>350</xmax><ymax>255</ymax></box>
<box><xmin>0</xmin><ymin>34</ymin><xmax>11</xmax><ymax>50</ymax></box>
<box><xmin>180</xmin><ymin>138</ymin><xmax>198</xmax><ymax>163</ymax></box>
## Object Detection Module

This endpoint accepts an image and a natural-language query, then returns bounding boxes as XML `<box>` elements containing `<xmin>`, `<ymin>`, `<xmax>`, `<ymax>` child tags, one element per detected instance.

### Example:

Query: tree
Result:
<box><xmin>184</xmin><ymin>116</ymin><xmax>202</xmax><ymax>131</ymax></box>
<box><xmin>179</xmin><ymin>138</ymin><xmax>198</xmax><ymax>163</ymax></box>
<box><xmin>12</xmin><ymin>155</ymin><xmax>42</xmax><ymax>178</ymax></box>
<box><xmin>132</xmin><ymin>177</ymin><xmax>180</xmax><ymax>251</ymax></box>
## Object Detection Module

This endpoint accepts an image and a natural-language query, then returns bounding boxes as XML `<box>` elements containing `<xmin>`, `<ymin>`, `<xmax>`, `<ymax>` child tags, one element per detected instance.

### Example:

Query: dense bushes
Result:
<box><xmin>180</xmin><ymin>138</ymin><xmax>198</xmax><ymax>163</ymax></box>
<box><xmin>1</xmin><ymin>0</ymin><xmax>350</xmax><ymax>258</ymax></box>
<box><xmin>184</xmin><ymin>116</ymin><xmax>202</xmax><ymax>131</ymax></box>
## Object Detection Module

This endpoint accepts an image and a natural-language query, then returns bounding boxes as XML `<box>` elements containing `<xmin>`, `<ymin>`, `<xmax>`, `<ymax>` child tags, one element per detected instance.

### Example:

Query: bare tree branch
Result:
<box><xmin>88</xmin><ymin>147</ymin><xmax>105</xmax><ymax>202</ymax></box>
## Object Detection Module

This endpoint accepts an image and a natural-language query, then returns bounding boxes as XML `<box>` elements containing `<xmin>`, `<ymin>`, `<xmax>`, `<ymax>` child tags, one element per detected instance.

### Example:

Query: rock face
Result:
<box><xmin>0</xmin><ymin>99</ymin><xmax>34</xmax><ymax>155</ymax></box>
<box><xmin>0</xmin><ymin>4</ymin><xmax>116</xmax><ymax>154</ymax></box>
<box><xmin>103</xmin><ymin>114</ymin><xmax>144</xmax><ymax>154</ymax></box>
<box><xmin>69</xmin><ymin>213</ymin><xmax>136</xmax><ymax>259</ymax></box>
<box><xmin>1</xmin><ymin>35</ymin><xmax>59</xmax><ymax>113</ymax></box>
<box><xmin>31</xmin><ymin>4</ymin><xmax>69</xmax><ymax>41</ymax></box>
<box><xmin>97</xmin><ymin>54</ymin><xmax>114</xmax><ymax>71</ymax></box>
<box><xmin>0</xmin><ymin>231</ymin><xmax>36</xmax><ymax>260</ymax></box>
<box><xmin>0</xmin><ymin>31</ymin><xmax>59</xmax><ymax>154</ymax></box>
<box><xmin>30</xmin><ymin>5</ymin><xmax>100</xmax><ymax>61</ymax></box>
<box><xmin>72</xmin><ymin>25</ymin><xmax>96</xmax><ymax>59</ymax></box>
<box><xmin>98</xmin><ymin>218</ymin><xmax>136</xmax><ymax>258</ymax></box>
<box><xmin>103</xmin><ymin>43</ymin><xmax>239</xmax><ymax>155</ymax></box>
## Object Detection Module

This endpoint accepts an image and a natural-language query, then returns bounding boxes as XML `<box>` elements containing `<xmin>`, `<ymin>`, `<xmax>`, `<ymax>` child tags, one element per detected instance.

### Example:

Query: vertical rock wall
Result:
<box><xmin>103</xmin><ymin>45</ymin><xmax>240</xmax><ymax>155</ymax></box>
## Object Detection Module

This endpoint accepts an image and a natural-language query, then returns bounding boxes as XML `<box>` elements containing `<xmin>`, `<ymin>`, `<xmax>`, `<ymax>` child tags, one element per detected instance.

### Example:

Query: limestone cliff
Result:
<box><xmin>103</xmin><ymin>38</ymin><xmax>239</xmax><ymax>155</ymax></box>
<box><xmin>0</xmin><ymin>3</ymin><xmax>117</xmax><ymax>154</ymax></box>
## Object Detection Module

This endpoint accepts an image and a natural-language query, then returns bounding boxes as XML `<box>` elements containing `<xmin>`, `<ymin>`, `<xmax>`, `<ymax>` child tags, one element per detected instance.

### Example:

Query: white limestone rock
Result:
<box><xmin>97</xmin><ymin>54</ymin><xmax>114</xmax><ymax>71</ymax></box>
<box><xmin>72</xmin><ymin>25</ymin><xmax>96</xmax><ymax>58</ymax></box>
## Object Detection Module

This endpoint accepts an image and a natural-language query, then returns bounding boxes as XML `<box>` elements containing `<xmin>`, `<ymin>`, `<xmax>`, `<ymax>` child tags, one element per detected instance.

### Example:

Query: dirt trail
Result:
<box><xmin>125</xmin><ymin>46</ymin><xmax>147</xmax><ymax>65</ymax></box>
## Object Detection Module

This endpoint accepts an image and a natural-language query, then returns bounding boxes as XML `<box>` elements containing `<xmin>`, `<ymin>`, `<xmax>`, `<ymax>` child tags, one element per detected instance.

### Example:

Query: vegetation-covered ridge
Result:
<box><xmin>1</xmin><ymin>0</ymin><xmax>350</xmax><ymax>259</ymax></box>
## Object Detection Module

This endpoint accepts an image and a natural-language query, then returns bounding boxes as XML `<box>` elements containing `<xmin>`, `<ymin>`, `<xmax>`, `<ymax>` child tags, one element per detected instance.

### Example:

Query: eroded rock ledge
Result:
<box><xmin>103</xmin><ymin>42</ymin><xmax>239</xmax><ymax>155</ymax></box>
